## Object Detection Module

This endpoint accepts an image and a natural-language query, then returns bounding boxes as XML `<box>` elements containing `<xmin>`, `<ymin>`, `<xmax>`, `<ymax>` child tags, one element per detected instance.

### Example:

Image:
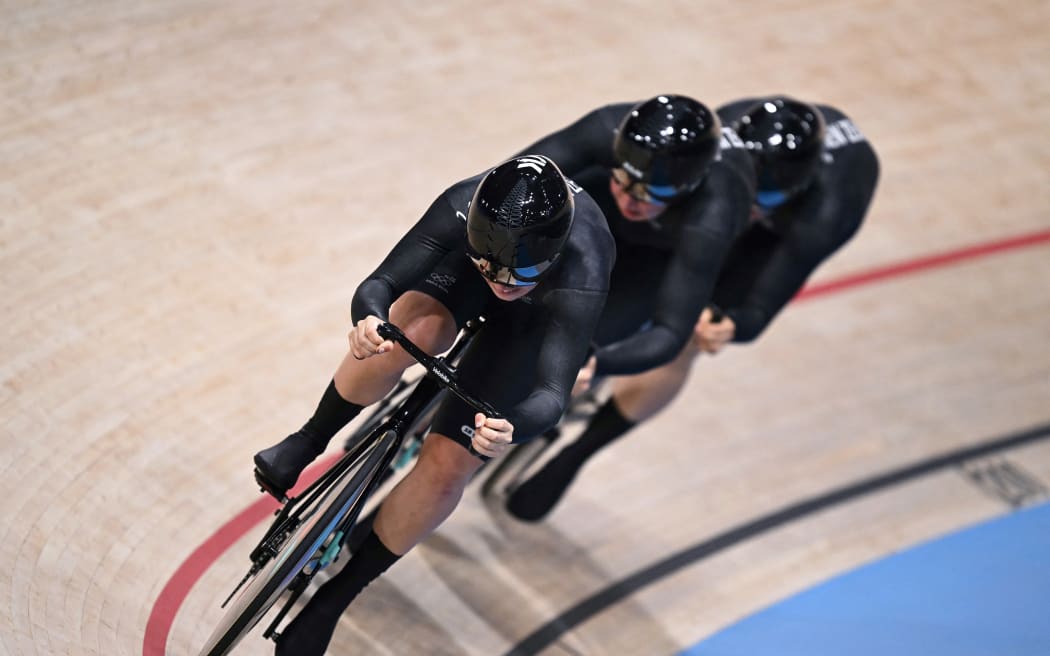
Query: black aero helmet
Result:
<box><xmin>466</xmin><ymin>155</ymin><xmax>574</xmax><ymax>286</ymax></box>
<box><xmin>735</xmin><ymin>97</ymin><xmax>826</xmax><ymax>209</ymax></box>
<box><xmin>612</xmin><ymin>95</ymin><xmax>721</xmax><ymax>201</ymax></box>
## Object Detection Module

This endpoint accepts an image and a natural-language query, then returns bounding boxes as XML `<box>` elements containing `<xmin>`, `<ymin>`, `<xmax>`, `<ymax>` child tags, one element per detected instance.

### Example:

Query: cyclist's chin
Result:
<box><xmin>616</xmin><ymin>198</ymin><xmax>665</xmax><ymax>222</ymax></box>
<box><xmin>484</xmin><ymin>280</ymin><xmax>535</xmax><ymax>301</ymax></box>
<box><xmin>622</xmin><ymin>211</ymin><xmax>653</xmax><ymax>222</ymax></box>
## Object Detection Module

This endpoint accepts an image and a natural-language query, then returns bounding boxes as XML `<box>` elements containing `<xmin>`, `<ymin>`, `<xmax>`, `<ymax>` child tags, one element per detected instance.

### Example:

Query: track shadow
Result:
<box><xmin>326</xmin><ymin>577</ymin><xmax>467</xmax><ymax>655</ymax></box>
<box><xmin>411</xmin><ymin>493</ymin><xmax>683</xmax><ymax>656</ymax></box>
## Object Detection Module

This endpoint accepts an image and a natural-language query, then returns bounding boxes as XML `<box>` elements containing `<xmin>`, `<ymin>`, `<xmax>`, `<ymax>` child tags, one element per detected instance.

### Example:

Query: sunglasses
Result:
<box><xmin>611</xmin><ymin>168</ymin><xmax>682</xmax><ymax>205</ymax></box>
<box><xmin>468</xmin><ymin>254</ymin><xmax>551</xmax><ymax>287</ymax></box>
<box><xmin>755</xmin><ymin>188</ymin><xmax>790</xmax><ymax>210</ymax></box>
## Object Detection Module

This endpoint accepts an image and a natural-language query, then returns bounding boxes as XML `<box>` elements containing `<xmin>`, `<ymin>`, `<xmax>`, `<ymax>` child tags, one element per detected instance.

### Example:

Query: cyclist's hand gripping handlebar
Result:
<box><xmin>376</xmin><ymin>322</ymin><xmax>505</xmax><ymax>458</ymax></box>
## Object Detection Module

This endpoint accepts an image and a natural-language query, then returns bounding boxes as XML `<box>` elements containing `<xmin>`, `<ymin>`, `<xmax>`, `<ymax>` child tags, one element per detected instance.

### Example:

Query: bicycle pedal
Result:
<box><xmin>254</xmin><ymin>468</ymin><xmax>289</xmax><ymax>504</ymax></box>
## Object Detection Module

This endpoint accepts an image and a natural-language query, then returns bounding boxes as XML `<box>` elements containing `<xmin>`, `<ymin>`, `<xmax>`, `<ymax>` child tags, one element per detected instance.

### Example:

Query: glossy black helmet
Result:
<box><xmin>735</xmin><ymin>97</ymin><xmax>826</xmax><ymax>209</ymax></box>
<box><xmin>612</xmin><ymin>95</ymin><xmax>721</xmax><ymax>202</ymax></box>
<box><xmin>466</xmin><ymin>155</ymin><xmax>574</xmax><ymax>286</ymax></box>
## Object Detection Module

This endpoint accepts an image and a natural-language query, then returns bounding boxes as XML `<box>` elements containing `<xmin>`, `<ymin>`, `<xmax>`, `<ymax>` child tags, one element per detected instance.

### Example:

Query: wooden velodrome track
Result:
<box><xmin>2</xmin><ymin>1</ymin><xmax>1048</xmax><ymax>654</ymax></box>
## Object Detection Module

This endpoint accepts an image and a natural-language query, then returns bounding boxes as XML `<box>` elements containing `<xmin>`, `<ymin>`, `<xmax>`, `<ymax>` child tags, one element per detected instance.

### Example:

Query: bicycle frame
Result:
<box><xmin>249</xmin><ymin>318</ymin><xmax>489</xmax><ymax>566</ymax></box>
<box><xmin>201</xmin><ymin>317</ymin><xmax>498</xmax><ymax>655</ymax></box>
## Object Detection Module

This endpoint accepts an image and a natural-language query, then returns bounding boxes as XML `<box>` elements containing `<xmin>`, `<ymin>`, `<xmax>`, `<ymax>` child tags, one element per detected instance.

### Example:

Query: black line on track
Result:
<box><xmin>502</xmin><ymin>421</ymin><xmax>1050</xmax><ymax>656</ymax></box>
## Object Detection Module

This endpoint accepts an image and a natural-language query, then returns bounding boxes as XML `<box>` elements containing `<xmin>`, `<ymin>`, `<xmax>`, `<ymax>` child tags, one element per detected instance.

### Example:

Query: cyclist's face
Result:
<box><xmin>609</xmin><ymin>174</ymin><xmax>669</xmax><ymax>222</ymax></box>
<box><xmin>751</xmin><ymin>184</ymin><xmax>806</xmax><ymax>222</ymax></box>
<box><xmin>481</xmin><ymin>276</ymin><xmax>535</xmax><ymax>301</ymax></box>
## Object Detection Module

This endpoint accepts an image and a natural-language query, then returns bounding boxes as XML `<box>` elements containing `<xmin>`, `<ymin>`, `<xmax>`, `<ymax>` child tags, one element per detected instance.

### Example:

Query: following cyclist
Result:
<box><xmin>483</xmin><ymin>95</ymin><xmax>755</xmax><ymax>519</ymax></box>
<box><xmin>507</xmin><ymin>97</ymin><xmax>880</xmax><ymax>521</ymax></box>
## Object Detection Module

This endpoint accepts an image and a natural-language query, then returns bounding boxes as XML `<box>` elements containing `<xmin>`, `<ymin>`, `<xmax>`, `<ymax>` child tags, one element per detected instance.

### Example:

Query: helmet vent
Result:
<box><xmin>496</xmin><ymin>179</ymin><xmax>529</xmax><ymax>229</ymax></box>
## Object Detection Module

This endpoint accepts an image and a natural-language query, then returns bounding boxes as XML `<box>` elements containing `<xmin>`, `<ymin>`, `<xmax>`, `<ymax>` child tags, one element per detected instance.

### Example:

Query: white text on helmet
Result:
<box><xmin>824</xmin><ymin>119</ymin><xmax>867</xmax><ymax>150</ymax></box>
<box><xmin>516</xmin><ymin>156</ymin><xmax>548</xmax><ymax>173</ymax></box>
<box><xmin>720</xmin><ymin>126</ymin><xmax>747</xmax><ymax>150</ymax></box>
<box><xmin>622</xmin><ymin>161</ymin><xmax>644</xmax><ymax>178</ymax></box>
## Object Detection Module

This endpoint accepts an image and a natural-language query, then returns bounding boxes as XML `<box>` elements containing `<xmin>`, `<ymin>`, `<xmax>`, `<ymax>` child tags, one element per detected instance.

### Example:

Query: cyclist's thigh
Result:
<box><xmin>429</xmin><ymin>394</ymin><xmax>495</xmax><ymax>460</ymax></box>
<box><xmin>429</xmin><ymin>308</ymin><xmax>548</xmax><ymax>456</ymax></box>
<box><xmin>415</xmin><ymin>427</ymin><xmax>486</xmax><ymax>477</ymax></box>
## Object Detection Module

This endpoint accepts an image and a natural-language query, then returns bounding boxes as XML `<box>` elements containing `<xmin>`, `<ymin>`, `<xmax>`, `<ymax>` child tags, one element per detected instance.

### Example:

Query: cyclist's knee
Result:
<box><xmin>415</xmin><ymin>433</ymin><xmax>481</xmax><ymax>492</ymax></box>
<box><xmin>389</xmin><ymin>291</ymin><xmax>458</xmax><ymax>355</ymax></box>
<box><xmin>613</xmin><ymin>353</ymin><xmax>693</xmax><ymax>422</ymax></box>
<box><xmin>402</xmin><ymin>315</ymin><xmax>457</xmax><ymax>357</ymax></box>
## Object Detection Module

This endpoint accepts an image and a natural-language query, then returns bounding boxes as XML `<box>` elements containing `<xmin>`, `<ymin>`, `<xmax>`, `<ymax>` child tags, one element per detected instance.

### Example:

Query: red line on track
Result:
<box><xmin>143</xmin><ymin>227</ymin><xmax>1050</xmax><ymax>655</ymax></box>
<box><xmin>795</xmin><ymin>228</ymin><xmax>1050</xmax><ymax>301</ymax></box>
<box><xmin>143</xmin><ymin>455</ymin><xmax>342</xmax><ymax>655</ymax></box>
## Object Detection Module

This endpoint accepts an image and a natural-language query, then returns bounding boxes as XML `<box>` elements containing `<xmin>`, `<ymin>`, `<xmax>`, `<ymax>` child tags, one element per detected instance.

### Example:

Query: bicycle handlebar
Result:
<box><xmin>707</xmin><ymin>304</ymin><xmax>725</xmax><ymax>324</ymax></box>
<box><xmin>376</xmin><ymin>322</ymin><xmax>503</xmax><ymax>420</ymax></box>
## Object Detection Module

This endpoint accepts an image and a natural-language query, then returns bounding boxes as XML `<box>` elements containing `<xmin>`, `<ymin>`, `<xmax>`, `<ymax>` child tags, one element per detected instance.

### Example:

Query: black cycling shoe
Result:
<box><xmin>253</xmin><ymin>430</ymin><xmax>327</xmax><ymax>500</ymax></box>
<box><xmin>504</xmin><ymin>457</ymin><xmax>578</xmax><ymax>522</ymax></box>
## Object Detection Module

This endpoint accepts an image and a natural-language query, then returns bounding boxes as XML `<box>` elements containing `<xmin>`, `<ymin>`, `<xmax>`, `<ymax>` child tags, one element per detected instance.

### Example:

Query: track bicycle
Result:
<box><xmin>198</xmin><ymin>318</ymin><xmax>497</xmax><ymax>655</ymax></box>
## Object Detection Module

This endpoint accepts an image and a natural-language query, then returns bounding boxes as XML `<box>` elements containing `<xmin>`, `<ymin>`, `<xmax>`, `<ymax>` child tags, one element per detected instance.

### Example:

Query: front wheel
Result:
<box><xmin>198</xmin><ymin>430</ymin><xmax>397</xmax><ymax>656</ymax></box>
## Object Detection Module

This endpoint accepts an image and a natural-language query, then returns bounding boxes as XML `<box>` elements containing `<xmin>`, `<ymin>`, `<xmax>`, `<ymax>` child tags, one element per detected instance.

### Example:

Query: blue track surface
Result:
<box><xmin>681</xmin><ymin>501</ymin><xmax>1050</xmax><ymax>656</ymax></box>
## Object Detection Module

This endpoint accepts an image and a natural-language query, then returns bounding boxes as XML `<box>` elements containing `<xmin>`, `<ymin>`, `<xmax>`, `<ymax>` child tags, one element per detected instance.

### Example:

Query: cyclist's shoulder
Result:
<box><xmin>581</xmin><ymin>100</ymin><xmax>638</xmax><ymax>128</ymax></box>
<box><xmin>787</xmin><ymin>164</ymin><xmax>876</xmax><ymax>240</ymax></box>
<box><xmin>570</xmin><ymin>192</ymin><xmax>614</xmax><ymax>250</ymax></box>
<box><xmin>557</xmin><ymin>187</ymin><xmax>615</xmax><ymax>288</ymax></box>
<box><xmin>716</xmin><ymin>97</ymin><xmax>761</xmax><ymax>125</ymax></box>
<box><xmin>710</xmin><ymin>138</ymin><xmax>755</xmax><ymax>188</ymax></box>
<box><xmin>441</xmin><ymin>171</ymin><xmax>485</xmax><ymax>205</ymax></box>
<box><xmin>545</xmin><ymin>101</ymin><xmax>636</xmax><ymax>150</ymax></box>
<box><xmin>412</xmin><ymin>173</ymin><xmax>483</xmax><ymax>236</ymax></box>
<box><xmin>819</xmin><ymin>106</ymin><xmax>878</xmax><ymax>161</ymax></box>
<box><xmin>673</xmin><ymin>163</ymin><xmax>753</xmax><ymax>237</ymax></box>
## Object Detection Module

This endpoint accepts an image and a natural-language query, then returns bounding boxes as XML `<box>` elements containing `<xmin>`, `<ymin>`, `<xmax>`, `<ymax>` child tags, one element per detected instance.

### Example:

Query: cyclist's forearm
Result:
<box><xmin>506</xmin><ymin>389</ymin><xmax>564</xmax><ymax>441</ymax></box>
<box><xmin>510</xmin><ymin>288</ymin><xmax>605</xmax><ymax>437</ymax></box>
<box><xmin>351</xmin><ymin>277</ymin><xmax>398</xmax><ymax>323</ymax></box>
<box><xmin>593</xmin><ymin>324</ymin><xmax>687</xmax><ymax>376</ymax></box>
